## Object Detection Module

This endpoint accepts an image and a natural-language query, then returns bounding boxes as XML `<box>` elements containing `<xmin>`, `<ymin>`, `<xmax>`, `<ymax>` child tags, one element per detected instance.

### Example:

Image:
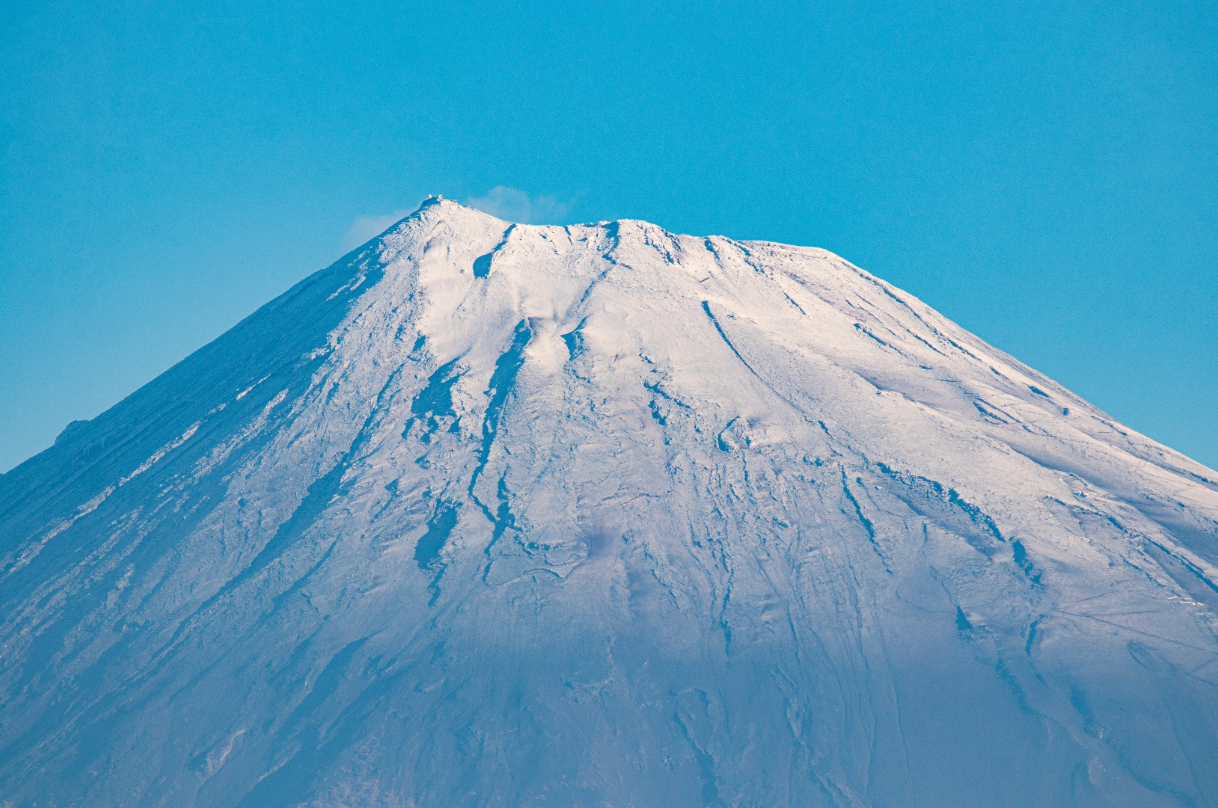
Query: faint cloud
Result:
<box><xmin>343</xmin><ymin>209</ymin><xmax>411</xmax><ymax>251</ymax></box>
<box><xmin>466</xmin><ymin>186</ymin><xmax>569</xmax><ymax>224</ymax></box>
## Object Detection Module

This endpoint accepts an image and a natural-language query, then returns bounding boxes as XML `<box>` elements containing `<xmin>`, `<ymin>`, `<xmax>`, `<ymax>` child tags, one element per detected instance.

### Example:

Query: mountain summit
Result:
<box><xmin>2</xmin><ymin>199</ymin><xmax>1217</xmax><ymax>806</ymax></box>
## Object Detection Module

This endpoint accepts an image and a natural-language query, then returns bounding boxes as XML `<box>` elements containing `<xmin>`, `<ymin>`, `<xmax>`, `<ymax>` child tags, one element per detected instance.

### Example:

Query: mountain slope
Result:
<box><xmin>2</xmin><ymin>197</ymin><xmax>1217</xmax><ymax>807</ymax></box>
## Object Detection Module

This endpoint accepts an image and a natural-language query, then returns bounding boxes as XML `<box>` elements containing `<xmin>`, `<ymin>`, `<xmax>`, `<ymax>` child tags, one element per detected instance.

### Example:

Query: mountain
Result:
<box><xmin>2</xmin><ymin>197</ymin><xmax>1217</xmax><ymax>807</ymax></box>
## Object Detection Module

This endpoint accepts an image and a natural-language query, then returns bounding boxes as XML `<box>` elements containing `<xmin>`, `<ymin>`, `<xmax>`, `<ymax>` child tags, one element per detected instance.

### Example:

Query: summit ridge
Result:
<box><xmin>2</xmin><ymin>200</ymin><xmax>1217</xmax><ymax>807</ymax></box>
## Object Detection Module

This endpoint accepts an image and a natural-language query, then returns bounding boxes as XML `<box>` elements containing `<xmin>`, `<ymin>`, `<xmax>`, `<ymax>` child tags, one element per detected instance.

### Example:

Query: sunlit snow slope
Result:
<box><xmin>2</xmin><ymin>198</ymin><xmax>1217</xmax><ymax>807</ymax></box>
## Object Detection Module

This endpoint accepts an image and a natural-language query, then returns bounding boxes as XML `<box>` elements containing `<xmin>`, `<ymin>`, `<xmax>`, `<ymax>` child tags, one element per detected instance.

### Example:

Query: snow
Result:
<box><xmin>1</xmin><ymin>198</ymin><xmax>1217</xmax><ymax>806</ymax></box>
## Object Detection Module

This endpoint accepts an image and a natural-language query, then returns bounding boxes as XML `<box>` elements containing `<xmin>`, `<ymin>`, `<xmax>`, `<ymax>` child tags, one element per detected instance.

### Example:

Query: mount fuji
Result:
<box><xmin>2</xmin><ymin>197</ymin><xmax>1217</xmax><ymax>807</ymax></box>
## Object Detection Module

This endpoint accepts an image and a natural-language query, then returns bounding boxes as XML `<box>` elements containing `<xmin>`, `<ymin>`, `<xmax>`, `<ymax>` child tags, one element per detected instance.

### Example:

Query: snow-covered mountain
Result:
<box><xmin>2</xmin><ymin>197</ymin><xmax>1217</xmax><ymax>807</ymax></box>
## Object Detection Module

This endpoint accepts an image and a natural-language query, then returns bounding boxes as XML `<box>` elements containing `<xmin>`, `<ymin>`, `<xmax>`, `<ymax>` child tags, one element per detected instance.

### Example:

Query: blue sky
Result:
<box><xmin>1</xmin><ymin>0</ymin><xmax>1215</xmax><ymax>472</ymax></box>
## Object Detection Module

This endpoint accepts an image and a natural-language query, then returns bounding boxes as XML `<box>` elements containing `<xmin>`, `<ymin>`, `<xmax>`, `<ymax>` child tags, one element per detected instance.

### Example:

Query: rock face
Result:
<box><xmin>2</xmin><ymin>198</ymin><xmax>1217</xmax><ymax>807</ymax></box>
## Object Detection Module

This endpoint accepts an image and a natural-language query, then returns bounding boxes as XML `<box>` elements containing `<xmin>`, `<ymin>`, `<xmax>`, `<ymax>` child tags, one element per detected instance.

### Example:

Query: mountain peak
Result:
<box><xmin>2</xmin><ymin>209</ymin><xmax>1216</xmax><ymax>806</ymax></box>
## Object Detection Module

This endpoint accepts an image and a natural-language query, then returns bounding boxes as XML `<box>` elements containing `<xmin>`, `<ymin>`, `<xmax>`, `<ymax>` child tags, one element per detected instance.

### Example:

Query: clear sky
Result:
<box><xmin>1</xmin><ymin>0</ymin><xmax>1215</xmax><ymax>473</ymax></box>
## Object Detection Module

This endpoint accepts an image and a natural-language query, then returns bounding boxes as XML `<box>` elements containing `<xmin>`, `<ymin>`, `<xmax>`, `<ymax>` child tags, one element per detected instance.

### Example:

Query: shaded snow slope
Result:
<box><xmin>2</xmin><ymin>197</ymin><xmax>1217</xmax><ymax>807</ymax></box>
